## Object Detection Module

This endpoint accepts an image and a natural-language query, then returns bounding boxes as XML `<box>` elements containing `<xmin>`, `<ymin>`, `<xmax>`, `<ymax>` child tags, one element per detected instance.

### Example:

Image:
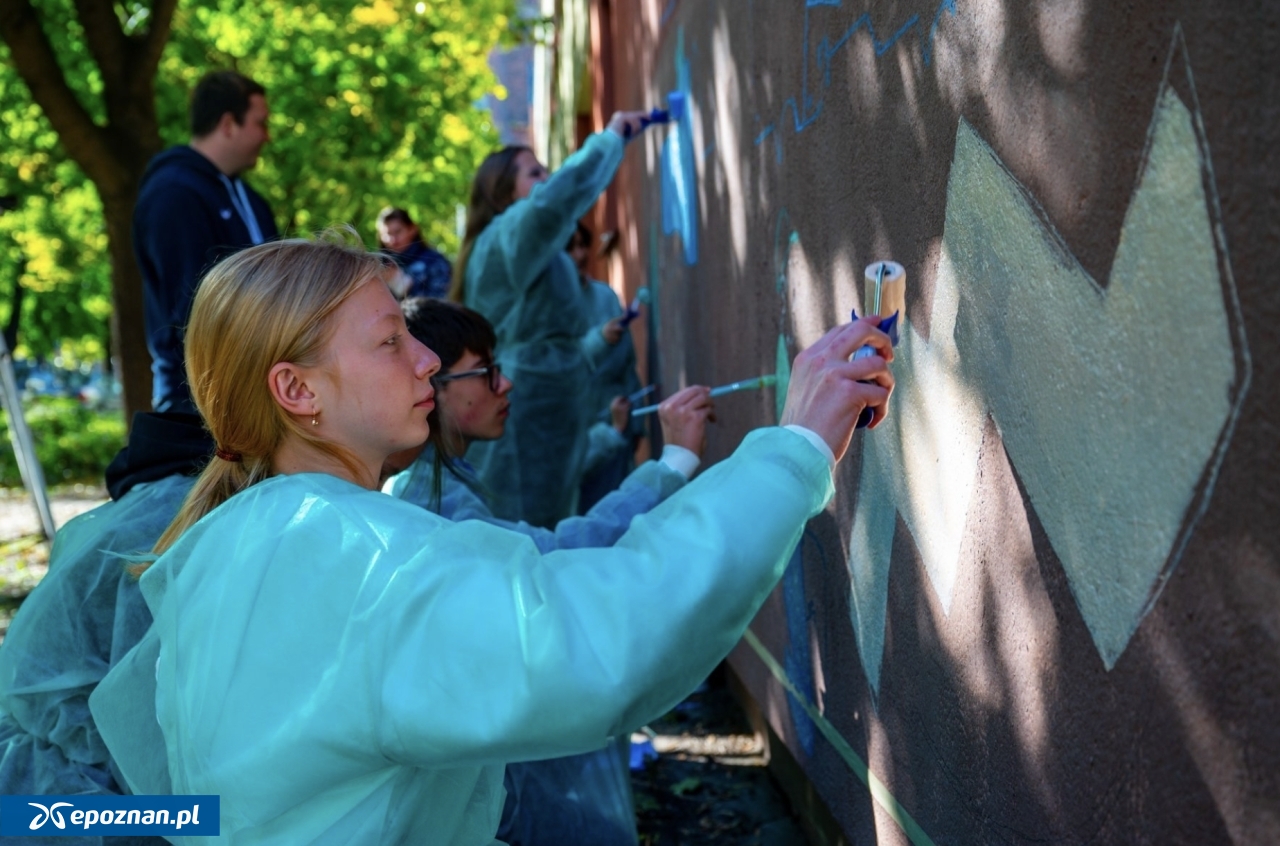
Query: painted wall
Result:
<box><xmin>596</xmin><ymin>0</ymin><xmax>1279</xmax><ymax>842</ymax></box>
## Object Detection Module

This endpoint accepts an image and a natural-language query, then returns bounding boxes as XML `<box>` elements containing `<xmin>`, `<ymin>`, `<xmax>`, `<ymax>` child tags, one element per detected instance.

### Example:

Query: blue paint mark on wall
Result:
<box><xmin>660</xmin><ymin>28</ymin><xmax>699</xmax><ymax>265</ymax></box>
<box><xmin>782</xmin><ymin>532</ymin><xmax>825</xmax><ymax>758</ymax></box>
<box><xmin>660</xmin><ymin>0</ymin><xmax>678</xmax><ymax>27</ymax></box>
<box><xmin>755</xmin><ymin>0</ymin><xmax>959</xmax><ymax>163</ymax></box>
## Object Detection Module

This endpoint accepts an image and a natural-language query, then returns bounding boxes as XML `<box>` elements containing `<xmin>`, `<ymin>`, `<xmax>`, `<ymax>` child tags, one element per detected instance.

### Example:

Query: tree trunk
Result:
<box><xmin>0</xmin><ymin>0</ymin><xmax>177</xmax><ymax>430</ymax></box>
<box><xmin>100</xmin><ymin>188</ymin><xmax>152</xmax><ymax>423</ymax></box>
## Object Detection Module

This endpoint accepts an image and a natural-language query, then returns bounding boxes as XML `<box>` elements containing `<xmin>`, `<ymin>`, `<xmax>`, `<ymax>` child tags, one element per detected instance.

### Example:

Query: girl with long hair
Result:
<box><xmin>450</xmin><ymin>112</ymin><xmax>646</xmax><ymax>527</ymax></box>
<box><xmin>91</xmin><ymin>234</ymin><xmax>895</xmax><ymax>845</ymax></box>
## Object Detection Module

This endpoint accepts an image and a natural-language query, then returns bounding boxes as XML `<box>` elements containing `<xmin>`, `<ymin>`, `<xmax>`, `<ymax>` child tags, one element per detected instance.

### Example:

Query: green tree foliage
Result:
<box><xmin>161</xmin><ymin>0</ymin><xmax>512</xmax><ymax>250</ymax></box>
<box><xmin>0</xmin><ymin>398</ymin><xmax>127</xmax><ymax>487</ymax></box>
<box><xmin>0</xmin><ymin>8</ymin><xmax>116</xmax><ymax>366</ymax></box>
<box><xmin>1</xmin><ymin>0</ymin><xmax>510</xmax><ymax>372</ymax></box>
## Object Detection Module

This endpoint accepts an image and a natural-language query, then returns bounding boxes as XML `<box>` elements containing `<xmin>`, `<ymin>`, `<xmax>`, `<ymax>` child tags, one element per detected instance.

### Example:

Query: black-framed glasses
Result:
<box><xmin>433</xmin><ymin>363</ymin><xmax>503</xmax><ymax>393</ymax></box>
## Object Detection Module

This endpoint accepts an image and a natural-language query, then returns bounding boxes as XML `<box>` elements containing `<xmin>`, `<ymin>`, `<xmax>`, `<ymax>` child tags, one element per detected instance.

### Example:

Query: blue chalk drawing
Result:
<box><xmin>847</xmin><ymin>25</ymin><xmax>1250</xmax><ymax>696</ymax></box>
<box><xmin>754</xmin><ymin>0</ymin><xmax>959</xmax><ymax>163</ymax></box>
<box><xmin>660</xmin><ymin>28</ymin><xmax>699</xmax><ymax>266</ymax></box>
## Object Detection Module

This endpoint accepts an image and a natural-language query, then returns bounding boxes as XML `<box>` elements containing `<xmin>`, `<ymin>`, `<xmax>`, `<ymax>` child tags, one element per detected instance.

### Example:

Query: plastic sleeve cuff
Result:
<box><xmin>782</xmin><ymin>425</ymin><xmax>836</xmax><ymax>471</ymax></box>
<box><xmin>659</xmin><ymin>445</ymin><xmax>701</xmax><ymax>480</ymax></box>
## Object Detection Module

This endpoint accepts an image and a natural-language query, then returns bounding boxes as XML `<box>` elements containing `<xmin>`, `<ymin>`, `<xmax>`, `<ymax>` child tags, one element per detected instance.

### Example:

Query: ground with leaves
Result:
<box><xmin>0</xmin><ymin>486</ymin><xmax>107</xmax><ymax>638</ymax></box>
<box><xmin>633</xmin><ymin>668</ymin><xmax>810</xmax><ymax>846</ymax></box>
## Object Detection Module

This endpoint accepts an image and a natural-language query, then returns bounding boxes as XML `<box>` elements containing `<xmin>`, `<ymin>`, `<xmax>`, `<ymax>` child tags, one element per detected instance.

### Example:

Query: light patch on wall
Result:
<box><xmin>847</xmin><ymin>30</ymin><xmax>1248</xmax><ymax>696</ymax></box>
<box><xmin>711</xmin><ymin>16</ymin><xmax>749</xmax><ymax>274</ymax></box>
<box><xmin>1034</xmin><ymin>0</ymin><xmax>1088</xmax><ymax>79</ymax></box>
<box><xmin>848</xmin><ymin>250</ymin><xmax>988</xmax><ymax>695</ymax></box>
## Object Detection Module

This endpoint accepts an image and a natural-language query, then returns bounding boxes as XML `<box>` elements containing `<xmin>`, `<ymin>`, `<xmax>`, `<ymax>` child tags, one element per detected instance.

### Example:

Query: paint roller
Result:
<box><xmin>852</xmin><ymin>260</ymin><xmax>905</xmax><ymax>428</ymax></box>
<box><xmin>622</xmin><ymin>92</ymin><xmax>687</xmax><ymax>139</ymax></box>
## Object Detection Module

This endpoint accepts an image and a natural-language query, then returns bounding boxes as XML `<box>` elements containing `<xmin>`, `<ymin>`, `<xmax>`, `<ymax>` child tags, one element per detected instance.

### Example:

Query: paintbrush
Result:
<box><xmin>631</xmin><ymin>373</ymin><xmax>778</xmax><ymax>417</ymax></box>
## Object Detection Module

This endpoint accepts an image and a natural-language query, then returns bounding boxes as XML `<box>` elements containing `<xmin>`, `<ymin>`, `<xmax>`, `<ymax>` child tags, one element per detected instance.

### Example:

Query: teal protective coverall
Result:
<box><xmin>0</xmin><ymin>475</ymin><xmax>194</xmax><ymax>846</ymax></box>
<box><xmin>91</xmin><ymin>427</ymin><xmax>832</xmax><ymax>845</ymax></box>
<box><xmin>578</xmin><ymin>277</ymin><xmax>644</xmax><ymax>510</ymax></box>
<box><xmin>580</xmin><ymin>279</ymin><xmax>642</xmax><ymax>423</ymax></box>
<box><xmin>387</xmin><ymin>444</ymin><xmax>686</xmax><ymax>845</ymax></box>
<box><xmin>462</xmin><ymin>131</ymin><xmax>624</xmax><ymax>527</ymax></box>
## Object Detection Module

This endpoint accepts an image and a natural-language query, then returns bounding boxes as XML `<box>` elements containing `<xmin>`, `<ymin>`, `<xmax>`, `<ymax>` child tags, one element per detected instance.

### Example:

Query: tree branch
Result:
<box><xmin>71</xmin><ymin>0</ymin><xmax>127</xmax><ymax>89</ymax></box>
<box><xmin>136</xmin><ymin>0</ymin><xmax>179</xmax><ymax>82</ymax></box>
<box><xmin>0</xmin><ymin>0</ymin><xmax>111</xmax><ymax>183</ymax></box>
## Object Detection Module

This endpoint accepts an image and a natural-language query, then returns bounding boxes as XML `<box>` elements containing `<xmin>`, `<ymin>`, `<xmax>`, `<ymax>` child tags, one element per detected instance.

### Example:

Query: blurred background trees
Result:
<box><xmin>1</xmin><ymin>0</ymin><xmax>512</xmax><ymax>423</ymax></box>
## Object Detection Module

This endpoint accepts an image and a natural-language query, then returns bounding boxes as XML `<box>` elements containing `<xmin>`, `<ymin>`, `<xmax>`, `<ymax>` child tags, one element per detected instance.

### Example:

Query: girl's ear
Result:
<box><xmin>268</xmin><ymin>361</ymin><xmax>318</xmax><ymax>418</ymax></box>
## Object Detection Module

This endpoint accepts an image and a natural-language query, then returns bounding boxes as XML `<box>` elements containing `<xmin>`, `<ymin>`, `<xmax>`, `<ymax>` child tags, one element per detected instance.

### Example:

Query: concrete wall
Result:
<box><xmin>595</xmin><ymin>1</ymin><xmax>1278</xmax><ymax>842</ymax></box>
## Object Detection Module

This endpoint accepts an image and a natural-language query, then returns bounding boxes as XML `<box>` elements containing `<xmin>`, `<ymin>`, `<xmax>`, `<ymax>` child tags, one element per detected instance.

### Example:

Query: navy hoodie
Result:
<box><xmin>132</xmin><ymin>146</ymin><xmax>278</xmax><ymax>413</ymax></box>
<box><xmin>105</xmin><ymin>412</ymin><xmax>214</xmax><ymax>500</ymax></box>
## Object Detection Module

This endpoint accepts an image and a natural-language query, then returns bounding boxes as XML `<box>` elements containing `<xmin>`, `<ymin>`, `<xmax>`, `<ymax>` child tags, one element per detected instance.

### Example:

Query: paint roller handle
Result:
<box><xmin>618</xmin><ymin>299</ymin><xmax>642</xmax><ymax>327</ymax></box>
<box><xmin>609</xmin><ymin>110</ymin><xmax>654</xmax><ymax>140</ymax></box>
<box><xmin>849</xmin><ymin>311</ymin><xmax>901</xmax><ymax>428</ymax></box>
<box><xmin>616</xmin><ymin>94</ymin><xmax>685</xmax><ymax>138</ymax></box>
<box><xmin>622</xmin><ymin>110</ymin><xmax>669</xmax><ymax>139</ymax></box>
<box><xmin>780</xmin><ymin>320</ymin><xmax>895</xmax><ymax>461</ymax></box>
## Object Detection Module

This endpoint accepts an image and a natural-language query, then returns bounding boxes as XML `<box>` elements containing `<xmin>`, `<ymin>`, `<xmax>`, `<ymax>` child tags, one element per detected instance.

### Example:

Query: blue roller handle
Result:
<box><xmin>618</xmin><ymin>299</ymin><xmax>642</xmax><ymax>327</ymax></box>
<box><xmin>851</xmin><ymin>311</ymin><xmax>900</xmax><ymax>429</ymax></box>
<box><xmin>623</xmin><ymin>108</ymin><xmax>671</xmax><ymax>139</ymax></box>
<box><xmin>622</xmin><ymin>93</ymin><xmax>686</xmax><ymax>138</ymax></box>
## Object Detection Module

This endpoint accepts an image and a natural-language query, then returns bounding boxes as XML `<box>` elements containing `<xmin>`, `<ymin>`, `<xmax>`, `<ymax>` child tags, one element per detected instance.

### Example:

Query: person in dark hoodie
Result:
<box><xmin>133</xmin><ymin>70</ymin><xmax>278</xmax><ymax>414</ymax></box>
<box><xmin>0</xmin><ymin>413</ymin><xmax>211</xmax><ymax>843</ymax></box>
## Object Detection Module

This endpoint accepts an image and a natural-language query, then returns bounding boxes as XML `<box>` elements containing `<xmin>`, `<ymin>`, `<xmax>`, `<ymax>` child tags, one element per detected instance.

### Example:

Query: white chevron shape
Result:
<box><xmin>847</xmin><ymin>30</ymin><xmax>1247</xmax><ymax>696</ymax></box>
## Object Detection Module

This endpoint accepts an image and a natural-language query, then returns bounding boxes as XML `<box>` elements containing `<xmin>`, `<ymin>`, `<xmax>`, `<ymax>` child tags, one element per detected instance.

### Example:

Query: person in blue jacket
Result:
<box><xmin>90</xmin><ymin>234</ymin><xmax>894</xmax><ymax>845</ymax></box>
<box><xmin>449</xmin><ymin>111</ymin><xmax>647</xmax><ymax>527</ymax></box>
<box><xmin>382</xmin><ymin>298</ymin><xmax>714</xmax><ymax>846</ymax></box>
<box><xmin>133</xmin><ymin>70</ymin><xmax>278</xmax><ymax>413</ymax></box>
<box><xmin>376</xmin><ymin>207</ymin><xmax>453</xmax><ymax>299</ymax></box>
<box><xmin>0</xmin><ymin>412</ymin><xmax>212</xmax><ymax>846</ymax></box>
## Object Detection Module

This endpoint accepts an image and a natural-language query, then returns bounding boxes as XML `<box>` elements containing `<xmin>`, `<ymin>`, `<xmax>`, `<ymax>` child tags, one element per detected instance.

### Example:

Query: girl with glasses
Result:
<box><xmin>384</xmin><ymin>297</ymin><xmax>711</xmax><ymax>562</ymax></box>
<box><xmin>383</xmin><ymin>297</ymin><xmax>717</xmax><ymax>845</ymax></box>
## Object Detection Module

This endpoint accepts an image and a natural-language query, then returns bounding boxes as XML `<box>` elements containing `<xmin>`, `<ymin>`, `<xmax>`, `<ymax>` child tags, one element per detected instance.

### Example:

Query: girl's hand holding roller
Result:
<box><xmin>780</xmin><ymin>317</ymin><xmax>895</xmax><ymax>462</ymax></box>
<box><xmin>607</xmin><ymin>110</ymin><xmax>655</xmax><ymax>141</ymax></box>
